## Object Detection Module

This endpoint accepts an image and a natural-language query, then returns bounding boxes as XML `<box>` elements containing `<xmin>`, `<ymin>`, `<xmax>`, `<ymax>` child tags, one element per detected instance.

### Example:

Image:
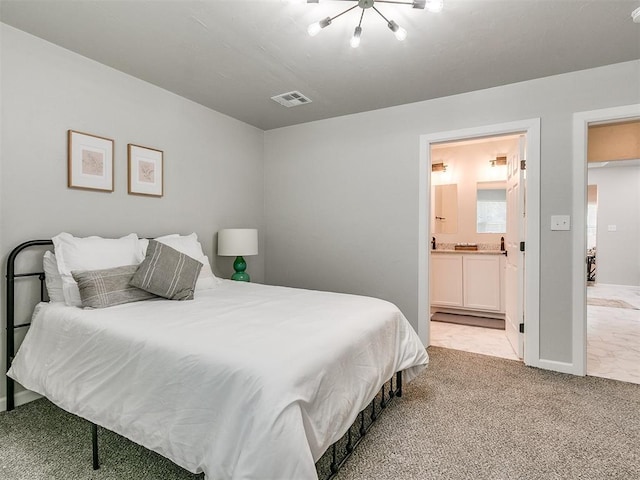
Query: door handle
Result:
<box><xmin>502</xmin><ymin>250</ymin><xmax>508</xmax><ymax>257</ymax></box>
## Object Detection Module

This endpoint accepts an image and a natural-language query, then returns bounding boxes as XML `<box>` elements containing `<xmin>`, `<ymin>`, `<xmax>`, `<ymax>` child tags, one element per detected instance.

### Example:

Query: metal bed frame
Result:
<box><xmin>5</xmin><ymin>239</ymin><xmax>403</xmax><ymax>479</ymax></box>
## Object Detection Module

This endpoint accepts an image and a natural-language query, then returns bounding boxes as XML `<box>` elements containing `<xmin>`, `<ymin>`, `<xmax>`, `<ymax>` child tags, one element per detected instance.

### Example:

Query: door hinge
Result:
<box><xmin>519</xmin><ymin>323</ymin><xmax>525</xmax><ymax>333</ymax></box>
<box><xmin>520</xmin><ymin>159</ymin><xmax>526</xmax><ymax>170</ymax></box>
<box><xmin>519</xmin><ymin>241</ymin><xmax>525</xmax><ymax>252</ymax></box>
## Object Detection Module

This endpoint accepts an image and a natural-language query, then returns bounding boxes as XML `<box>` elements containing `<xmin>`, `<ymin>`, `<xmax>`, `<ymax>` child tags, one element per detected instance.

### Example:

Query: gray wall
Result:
<box><xmin>1</xmin><ymin>25</ymin><xmax>265</xmax><ymax>396</ymax></box>
<box><xmin>264</xmin><ymin>60</ymin><xmax>640</xmax><ymax>365</ymax></box>
<box><xmin>588</xmin><ymin>164</ymin><xmax>640</xmax><ymax>286</ymax></box>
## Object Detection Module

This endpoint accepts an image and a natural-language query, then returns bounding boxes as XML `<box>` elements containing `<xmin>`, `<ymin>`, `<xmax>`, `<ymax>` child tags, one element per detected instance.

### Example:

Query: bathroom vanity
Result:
<box><xmin>430</xmin><ymin>250</ymin><xmax>505</xmax><ymax>317</ymax></box>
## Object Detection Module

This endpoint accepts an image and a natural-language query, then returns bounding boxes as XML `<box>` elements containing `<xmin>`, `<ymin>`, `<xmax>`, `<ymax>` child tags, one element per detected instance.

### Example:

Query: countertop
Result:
<box><xmin>431</xmin><ymin>249</ymin><xmax>505</xmax><ymax>255</ymax></box>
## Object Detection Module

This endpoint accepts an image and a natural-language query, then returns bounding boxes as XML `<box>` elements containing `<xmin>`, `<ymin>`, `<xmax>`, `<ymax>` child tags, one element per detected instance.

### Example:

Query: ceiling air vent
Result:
<box><xmin>271</xmin><ymin>91</ymin><xmax>312</xmax><ymax>108</ymax></box>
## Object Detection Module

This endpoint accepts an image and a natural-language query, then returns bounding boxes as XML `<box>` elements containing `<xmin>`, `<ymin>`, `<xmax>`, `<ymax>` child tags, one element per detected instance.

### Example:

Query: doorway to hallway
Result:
<box><xmin>585</xmin><ymin>119</ymin><xmax>640</xmax><ymax>384</ymax></box>
<box><xmin>572</xmin><ymin>104</ymin><xmax>640</xmax><ymax>379</ymax></box>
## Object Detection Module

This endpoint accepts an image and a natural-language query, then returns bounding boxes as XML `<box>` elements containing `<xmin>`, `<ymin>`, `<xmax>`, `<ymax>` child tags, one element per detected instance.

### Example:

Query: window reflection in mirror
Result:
<box><xmin>477</xmin><ymin>182</ymin><xmax>506</xmax><ymax>233</ymax></box>
<box><xmin>433</xmin><ymin>184</ymin><xmax>458</xmax><ymax>234</ymax></box>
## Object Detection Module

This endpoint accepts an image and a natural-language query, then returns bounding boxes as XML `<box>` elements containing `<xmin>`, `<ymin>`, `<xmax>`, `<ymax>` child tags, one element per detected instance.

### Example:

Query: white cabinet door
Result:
<box><xmin>430</xmin><ymin>254</ymin><xmax>463</xmax><ymax>307</ymax></box>
<box><xmin>463</xmin><ymin>255</ymin><xmax>501</xmax><ymax>311</ymax></box>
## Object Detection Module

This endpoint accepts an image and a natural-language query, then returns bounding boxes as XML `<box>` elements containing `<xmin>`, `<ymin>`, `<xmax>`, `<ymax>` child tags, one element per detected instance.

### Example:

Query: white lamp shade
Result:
<box><xmin>218</xmin><ymin>229</ymin><xmax>258</xmax><ymax>256</ymax></box>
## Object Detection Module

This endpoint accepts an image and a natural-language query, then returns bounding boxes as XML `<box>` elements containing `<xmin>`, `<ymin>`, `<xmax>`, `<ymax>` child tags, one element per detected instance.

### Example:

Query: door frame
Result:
<box><xmin>571</xmin><ymin>104</ymin><xmax>640</xmax><ymax>375</ymax></box>
<box><xmin>418</xmin><ymin>118</ymin><xmax>541</xmax><ymax>368</ymax></box>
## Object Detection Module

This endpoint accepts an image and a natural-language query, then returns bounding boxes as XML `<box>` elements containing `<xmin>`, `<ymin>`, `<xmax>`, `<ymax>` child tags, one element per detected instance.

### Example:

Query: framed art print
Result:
<box><xmin>128</xmin><ymin>144</ymin><xmax>164</xmax><ymax>197</ymax></box>
<box><xmin>67</xmin><ymin>130</ymin><xmax>114</xmax><ymax>192</ymax></box>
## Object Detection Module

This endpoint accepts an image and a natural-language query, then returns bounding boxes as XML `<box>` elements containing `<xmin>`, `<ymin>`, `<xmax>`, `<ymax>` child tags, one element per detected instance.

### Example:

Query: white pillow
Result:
<box><xmin>140</xmin><ymin>233</ymin><xmax>221</xmax><ymax>290</ymax></box>
<box><xmin>52</xmin><ymin>232</ymin><xmax>144</xmax><ymax>306</ymax></box>
<box><xmin>43</xmin><ymin>251</ymin><xmax>65</xmax><ymax>303</ymax></box>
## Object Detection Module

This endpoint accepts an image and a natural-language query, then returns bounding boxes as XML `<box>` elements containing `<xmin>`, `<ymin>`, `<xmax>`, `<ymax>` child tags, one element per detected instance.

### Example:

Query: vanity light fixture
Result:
<box><xmin>432</xmin><ymin>162</ymin><xmax>447</xmax><ymax>172</ymax></box>
<box><xmin>306</xmin><ymin>0</ymin><xmax>444</xmax><ymax>48</ymax></box>
<box><xmin>490</xmin><ymin>156</ymin><xmax>507</xmax><ymax>167</ymax></box>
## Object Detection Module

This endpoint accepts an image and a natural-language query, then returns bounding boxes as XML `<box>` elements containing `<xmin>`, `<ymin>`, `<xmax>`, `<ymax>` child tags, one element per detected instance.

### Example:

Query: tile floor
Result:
<box><xmin>429</xmin><ymin>319</ymin><xmax>519</xmax><ymax>361</ymax></box>
<box><xmin>586</xmin><ymin>283</ymin><xmax>640</xmax><ymax>384</ymax></box>
<box><xmin>429</xmin><ymin>283</ymin><xmax>640</xmax><ymax>384</ymax></box>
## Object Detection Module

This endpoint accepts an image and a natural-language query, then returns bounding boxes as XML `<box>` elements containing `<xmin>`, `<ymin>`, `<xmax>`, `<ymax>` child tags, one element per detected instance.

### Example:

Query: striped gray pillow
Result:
<box><xmin>72</xmin><ymin>265</ymin><xmax>157</xmax><ymax>309</ymax></box>
<box><xmin>130</xmin><ymin>240</ymin><xmax>202</xmax><ymax>300</ymax></box>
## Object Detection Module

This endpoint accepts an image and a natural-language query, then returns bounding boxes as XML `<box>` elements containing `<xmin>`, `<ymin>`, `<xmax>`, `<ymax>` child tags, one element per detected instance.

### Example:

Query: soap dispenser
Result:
<box><xmin>432</xmin><ymin>237</ymin><xmax>436</xmax><ymax>250</ymax></box>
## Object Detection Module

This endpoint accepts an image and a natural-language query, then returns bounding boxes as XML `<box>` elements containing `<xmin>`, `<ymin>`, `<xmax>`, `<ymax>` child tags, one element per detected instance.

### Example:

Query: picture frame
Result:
<box><xmin>67</xmin><ymin>130</ymin><xmax>114</xmax><ymax>192</ymax></box>
<box><xmin>128</xmin><ymin>144</ymin><xmax>164</xmax><ymax>197</ymax></box>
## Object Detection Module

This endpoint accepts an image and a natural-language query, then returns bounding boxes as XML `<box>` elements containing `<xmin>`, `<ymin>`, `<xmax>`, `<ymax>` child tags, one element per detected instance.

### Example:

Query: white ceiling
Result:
<box><xmin>2</xmin><ymin>0</ymin><xmax>639</xmax><ymax>130</ymax></box>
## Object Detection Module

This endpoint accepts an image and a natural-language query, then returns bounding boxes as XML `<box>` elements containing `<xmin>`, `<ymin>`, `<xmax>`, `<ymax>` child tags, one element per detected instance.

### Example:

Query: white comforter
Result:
<box><xmin>9</xmin><ymin>281</ymin><xmax>428</xmax><ymax>480</ymax></box>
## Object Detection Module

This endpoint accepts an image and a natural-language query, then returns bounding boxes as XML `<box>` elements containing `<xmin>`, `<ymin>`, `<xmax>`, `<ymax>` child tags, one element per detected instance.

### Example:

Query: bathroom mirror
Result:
<box><xmin>476</xmin><ymin>182</ymin><xmax>506</xmax><ymax>233</ymax></box>
<box><xmin>433</xmin><ymin>184</ymin><xmax>458</xmax><ymax>234</ymax></box>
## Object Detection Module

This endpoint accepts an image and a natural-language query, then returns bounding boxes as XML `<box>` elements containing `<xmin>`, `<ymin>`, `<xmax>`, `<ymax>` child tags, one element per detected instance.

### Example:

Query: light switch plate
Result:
<box><xmin>607</xmin><ymin>225</ymin><xmax>617</xmax><ymax>232</ymax></box>
<box><xmin>551</xmin><ymin>215</ymin><xmax>571</xmax><ymax>231</ymax></box>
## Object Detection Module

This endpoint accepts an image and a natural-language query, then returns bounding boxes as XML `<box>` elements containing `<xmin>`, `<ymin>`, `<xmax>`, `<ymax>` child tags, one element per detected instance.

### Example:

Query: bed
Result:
<box><xmin>5</xmin><ymin>236</ymin><xmax>428</xmax><ymax>480</ymax></box>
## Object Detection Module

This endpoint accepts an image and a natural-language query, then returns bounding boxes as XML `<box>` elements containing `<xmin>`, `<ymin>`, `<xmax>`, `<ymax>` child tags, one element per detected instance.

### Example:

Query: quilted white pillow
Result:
<box><xmin>52</xmin><ymin>232</ymin><xmax>144</xmax><ymax>307</ymax></box>
<box><xmin>43</xmin><ymin>251</ymin><xmax>65</xmax><ymax>303</ymax></box>
<box><xmin>140</xmin><ymin>233</ymin><xmax>221</xmax><ymax>290</ymax></box>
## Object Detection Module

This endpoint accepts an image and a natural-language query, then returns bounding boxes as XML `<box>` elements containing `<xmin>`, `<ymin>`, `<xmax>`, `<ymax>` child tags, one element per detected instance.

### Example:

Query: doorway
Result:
<box><xmin>585</xmin><ymin>120</ymin><xmax>640</xmax><ymax>383</ymax></box>
<box><xmin>418</xmin><ymin>119</ymin><xmax>541</xmax><ymax>369</ymax></box>
<box><xmin>572</xmin><ymin>104</ymin><xmax>640</xmax><ymax>378</ymax></box>
<box><xmin>428</xmin><ymin>134</ymin><xmax>521</xmax><ymax>360</ymax></box>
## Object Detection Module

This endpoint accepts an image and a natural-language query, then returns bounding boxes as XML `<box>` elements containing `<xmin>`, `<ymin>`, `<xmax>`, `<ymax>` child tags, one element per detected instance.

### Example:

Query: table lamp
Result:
<box><xmin>217</xmin><ymin>229</ymin><xmax>258</xmax><ymax>282</ymax></box>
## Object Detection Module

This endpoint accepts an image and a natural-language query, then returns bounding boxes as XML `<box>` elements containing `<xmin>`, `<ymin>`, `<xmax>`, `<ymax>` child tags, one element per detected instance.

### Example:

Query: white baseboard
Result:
<box><xmin>536</xmin><ymin>358</ymin><xmax>583</xmax><ymax>376</ymax></box>
<box><xmin>0</xmin><ymin>389</ymin><xmax>42</xmax><ymax>411</ymax></box>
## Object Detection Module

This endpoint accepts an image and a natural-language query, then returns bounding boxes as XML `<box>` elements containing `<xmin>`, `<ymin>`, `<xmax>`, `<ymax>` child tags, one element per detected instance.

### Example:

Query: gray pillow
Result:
<box><xmin>130</xmin><ymin>240</ymin><xmax>202</xmax><ymax>300</ymax></box>
<box><xmin>72</xmin><ymin>265</ymin><xmax>157</xmax><ymax>309</ymax></box>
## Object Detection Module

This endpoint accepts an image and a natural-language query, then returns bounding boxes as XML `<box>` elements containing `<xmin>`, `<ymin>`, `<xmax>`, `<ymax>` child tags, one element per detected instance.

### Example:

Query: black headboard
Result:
<box><xmin>5</xmin><ymin>240</ymin><xmax>53</xmax><ymax>411</ymax></box>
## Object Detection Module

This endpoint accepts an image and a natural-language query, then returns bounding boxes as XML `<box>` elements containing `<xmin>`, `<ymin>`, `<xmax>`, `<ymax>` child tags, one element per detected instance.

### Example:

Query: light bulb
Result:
<box><xmin>308</xmin><ymin>22</ymin><xmax>321</xmax><ymax>36</ymax></box>
<box><xmin>350</xmin><ymin>26</ymin><xmax>362</xmax><ymax>48</ymax></box>
<box><xmin>426</xmin><ymin>0</ymin><xmax>444</xmax><ymax>13</ymax></box>
<box><xmin>388</xmin><ymin>21</ymin><xmax>407</xmax><ymax>41</ymax></box>
<box><xmin>308</xmin><ymin>17</ymin><xmax>331</xmax><ymax>36</ymax></box>
<box><xmin>394</xmin><ymin>25</ymin><xmax>407</xmax><ymax>41</ymax></box>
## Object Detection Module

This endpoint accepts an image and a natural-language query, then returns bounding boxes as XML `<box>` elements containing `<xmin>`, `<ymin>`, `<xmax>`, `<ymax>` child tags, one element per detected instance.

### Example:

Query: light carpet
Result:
<box><xmin>1</xmin><ymin>347</ymin><xmax>639</xmax><ymax>479</ymax></box>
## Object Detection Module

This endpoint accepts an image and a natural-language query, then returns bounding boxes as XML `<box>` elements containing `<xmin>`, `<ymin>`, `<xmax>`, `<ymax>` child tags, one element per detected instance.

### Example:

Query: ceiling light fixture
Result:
<box><xmin>307</xmin><ymin>0</ymin><xmax>443</xmax><ymax>47</ymax></box>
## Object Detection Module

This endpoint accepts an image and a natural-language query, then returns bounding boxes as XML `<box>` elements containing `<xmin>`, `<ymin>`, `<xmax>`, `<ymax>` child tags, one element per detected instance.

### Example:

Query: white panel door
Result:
<box><xmin>430</xmin><ymin>254</ymin><xmax>463</xmax><ymax>307</ymax></box>
<box><xmin>505</xmin><ymin>135</ymin><xmax>526</xmax><ymax>358</ymax></box>
<box><xmin>463</xmin><ymin>255</ymin><xmax>501</xmax><ymax>311</ymax></box>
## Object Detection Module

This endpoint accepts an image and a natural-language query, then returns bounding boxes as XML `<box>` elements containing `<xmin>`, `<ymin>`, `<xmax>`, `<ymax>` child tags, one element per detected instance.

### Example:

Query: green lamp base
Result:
<box><xmin>231</xmin><ymin>255</ymin><xmax>250</xmax><ymax>282</ymax></box>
